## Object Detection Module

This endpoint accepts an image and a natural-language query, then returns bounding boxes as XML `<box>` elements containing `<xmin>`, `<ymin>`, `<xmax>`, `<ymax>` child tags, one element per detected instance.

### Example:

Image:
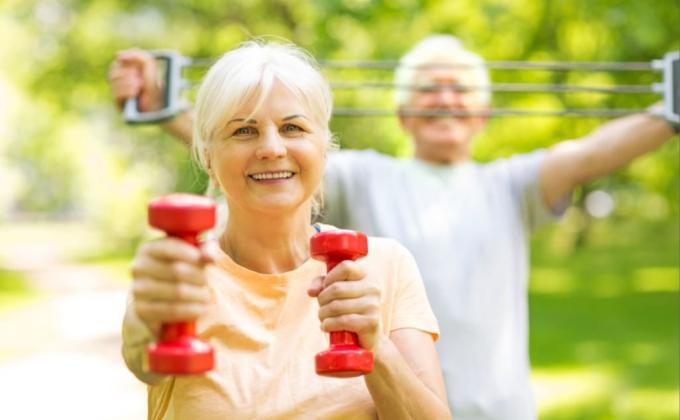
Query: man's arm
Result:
<box><xmin>540</xmin><ymin>106</ymin><xmax>677</xmax><ymax>210</ymax></box>
<box><xmin>162</xmin><ymin>110</ymin><xmax>194</xmax><ymax>146</ymax></box>
<box><xmin>108</xmin><ymin>49</ymin><xmax>194</xmax><ymax>146</ymax></box>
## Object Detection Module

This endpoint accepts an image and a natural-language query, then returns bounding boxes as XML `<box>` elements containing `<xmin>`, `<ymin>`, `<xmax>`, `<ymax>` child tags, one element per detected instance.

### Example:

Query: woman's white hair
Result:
<box><xmin>192</xmin><ymin>39</ymin><xmax>335</xmax><ymax>218</ymax></box>
<box><xmin>193</xmin><ymin>39</ymin><xmax>333</xmax><ymax>167</ymax></box>
<box><xmin>394</xmin><ymin>35</ymin><xmax>491</xmax><ymax>107</ymax></box>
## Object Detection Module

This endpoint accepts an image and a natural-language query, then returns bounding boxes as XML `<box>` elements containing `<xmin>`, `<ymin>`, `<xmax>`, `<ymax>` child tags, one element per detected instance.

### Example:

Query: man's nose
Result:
<box><xmin>255</xmin><ymin>128</ymin><xmax>287</xmax><ymax>160</ymax></box>
<box><xmin>433</xmin><ymin>85</ymin><xmax>464</xmax><ymax>107</ymax></box>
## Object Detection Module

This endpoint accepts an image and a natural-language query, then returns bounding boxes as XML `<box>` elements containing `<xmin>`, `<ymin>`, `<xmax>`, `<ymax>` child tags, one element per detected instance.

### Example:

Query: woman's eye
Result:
<box><xmin>233</xmin><ymin>126</ymin><xmax>256</xmax><ymax>136</ymax></box>
<box><xmin>282</xmin><ymin>123</ymin><xmax>303</xmax><ymax>133</ymax></box>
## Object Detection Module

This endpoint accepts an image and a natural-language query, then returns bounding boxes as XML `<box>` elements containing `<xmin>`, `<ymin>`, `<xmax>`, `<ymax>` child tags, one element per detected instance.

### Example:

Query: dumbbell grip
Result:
<box><xmin>160</xmin><ymin>230</ymin><xmax>199</xmax><ymax>343</ymax></box>
<box><xmin>324</xmin><ymin>256</ymin><xmax>362</xmax><ymax>347</ymax></box>
<box><xmin>330</xmin><ymin>331</ymin><xmax>360</xmax><ymax>346</ymax></box>
<box><xmin>167</xmin><ymin>233</ymin><xmax>200</xmax><ymax>247</ymax></box>
<box><xmin>161</xmin><ymin>322</ymin><xmax>196</xmax><ymax>342</ymax></box>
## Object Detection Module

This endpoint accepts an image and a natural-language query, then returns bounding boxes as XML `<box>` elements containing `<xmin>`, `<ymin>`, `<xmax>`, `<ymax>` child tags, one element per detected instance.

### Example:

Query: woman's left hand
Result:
<box><xmin>307</xmin><ymin>260</ymin><xmax>382</xmax><ymax>350</ymax></box>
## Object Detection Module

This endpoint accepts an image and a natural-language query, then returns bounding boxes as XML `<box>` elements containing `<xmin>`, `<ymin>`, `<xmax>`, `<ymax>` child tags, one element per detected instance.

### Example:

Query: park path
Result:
<box><xmin>0</xmin><ymin>222</ymin><xmax>146</xmax><ymax>419</ymax></box>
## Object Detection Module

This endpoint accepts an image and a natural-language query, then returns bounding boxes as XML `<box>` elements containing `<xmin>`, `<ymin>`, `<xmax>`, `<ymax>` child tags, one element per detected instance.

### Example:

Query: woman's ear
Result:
<box><xmin>205</xmin><ymin>151</ymin><xmax>216</xmax><ymax>180</ymax></box>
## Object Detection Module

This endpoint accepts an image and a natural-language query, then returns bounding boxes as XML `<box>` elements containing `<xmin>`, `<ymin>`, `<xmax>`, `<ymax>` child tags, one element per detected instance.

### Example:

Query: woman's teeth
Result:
<box><xmin>250</xmin><ymin>171</ymin><xmax>294</xmax><ymax>180</ymax></box>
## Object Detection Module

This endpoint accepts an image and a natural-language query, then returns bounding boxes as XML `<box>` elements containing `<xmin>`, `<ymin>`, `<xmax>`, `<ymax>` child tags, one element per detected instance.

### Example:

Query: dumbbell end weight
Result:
<box><xmin>147</xmin><ymin>322</ymin><xmax>214</xmax><ymax>374</ymax></box>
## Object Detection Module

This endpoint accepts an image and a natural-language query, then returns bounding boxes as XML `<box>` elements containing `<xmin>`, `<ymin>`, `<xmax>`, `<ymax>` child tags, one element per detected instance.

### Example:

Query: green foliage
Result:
<box><xmin>1</xmin><ymin>0</ymin><xmax>677</xmax><ymax>250</ymax></box>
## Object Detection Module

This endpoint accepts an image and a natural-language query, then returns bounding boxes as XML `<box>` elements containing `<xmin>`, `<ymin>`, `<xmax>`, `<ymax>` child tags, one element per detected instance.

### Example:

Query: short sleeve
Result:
<box><xmin>505</xmin><ymin>150</ymin><xmax>570</xmax><ymax>231</ymax></box>
<box><xmin>321</xmin><ymin>151</ymin><xmax>354</xmax><ymax>226</ymax></box>
<box><xmin>390</xmin><ymin>243</ymin><xmax>440</xmax><ymax>341</ymax></box>
<box><xmin>321</xmin><ymin>150</ymin><xmax>383</xmax><ymax>227</ymax></box>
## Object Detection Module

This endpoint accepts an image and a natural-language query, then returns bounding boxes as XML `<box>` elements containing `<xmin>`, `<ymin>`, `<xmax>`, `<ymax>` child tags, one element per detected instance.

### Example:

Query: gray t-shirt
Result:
<box><xmin>323</xmin><ymin>149</ymin><xmax>559</xmax><ymax>420</ymax></box>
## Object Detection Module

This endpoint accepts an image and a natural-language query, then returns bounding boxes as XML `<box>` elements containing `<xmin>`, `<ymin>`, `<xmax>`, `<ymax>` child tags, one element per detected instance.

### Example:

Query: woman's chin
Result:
<box><xmin>246</xmin><ymin>198</ymin><xmax>308</xmax><ymax>217</ymax></box>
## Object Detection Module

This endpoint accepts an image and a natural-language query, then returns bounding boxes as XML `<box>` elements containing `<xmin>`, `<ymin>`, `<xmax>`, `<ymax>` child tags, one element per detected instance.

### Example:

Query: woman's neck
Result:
<box><xmin>220</xmin><ymin>207</ymin><xmax>315</xmax><ymax>274</ymax></box>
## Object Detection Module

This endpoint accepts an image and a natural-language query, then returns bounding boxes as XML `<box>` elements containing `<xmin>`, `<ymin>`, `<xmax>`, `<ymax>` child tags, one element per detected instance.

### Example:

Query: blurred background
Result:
<box><xmin>0</xmin><ymin>0</ymin><xmax>678</xmax><ymax>418</ymax></box>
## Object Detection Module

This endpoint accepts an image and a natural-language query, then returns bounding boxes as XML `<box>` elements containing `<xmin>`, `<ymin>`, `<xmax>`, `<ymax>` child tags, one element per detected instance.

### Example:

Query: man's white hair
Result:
<box><xmin>394</xmin><ymin>35</ymin><xmax>491</xmax><ymax>107</ymax></box>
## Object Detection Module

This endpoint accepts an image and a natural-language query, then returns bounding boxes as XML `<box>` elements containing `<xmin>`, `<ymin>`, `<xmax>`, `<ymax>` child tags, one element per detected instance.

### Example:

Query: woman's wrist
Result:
<box><xmin>122</xmin><ymin>304</ymin><xmax>170</xmax><ymax>385</ymax></box>
<box><xmin>123</xmin><ymin>306</ymin><xmax>157</xmax><ymax>350</ymax></box>
<box><xmin>368</xmin><ymin>333</ymin><xmax>394</xmax><ymax>365</ymax></box>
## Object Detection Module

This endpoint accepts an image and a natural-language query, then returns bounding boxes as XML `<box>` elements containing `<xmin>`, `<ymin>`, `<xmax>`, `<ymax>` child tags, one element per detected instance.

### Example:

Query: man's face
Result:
<box><xmin>399</xmin><ymin>65</ymin><xmax>488</xmax><ymax>164</ymax></box>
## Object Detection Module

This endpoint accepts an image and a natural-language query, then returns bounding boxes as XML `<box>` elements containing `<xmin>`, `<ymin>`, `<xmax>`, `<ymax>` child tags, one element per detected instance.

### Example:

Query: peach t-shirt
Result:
<box><xmin>148</xmin><ymin>225</ymin><xmax>439</xmax><ymax>420</ymax></box>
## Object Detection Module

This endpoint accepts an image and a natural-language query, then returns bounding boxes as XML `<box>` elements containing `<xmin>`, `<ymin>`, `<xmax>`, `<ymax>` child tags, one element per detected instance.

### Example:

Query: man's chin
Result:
<box><xmin>421</xmin><ymin>128</ymin><xmax>468</xmax><ymax>145</ymax></box>
<box><xmin>416</xmin><ymin>137</ymin><xmax>472</xmax><ymax>164</ymax></box>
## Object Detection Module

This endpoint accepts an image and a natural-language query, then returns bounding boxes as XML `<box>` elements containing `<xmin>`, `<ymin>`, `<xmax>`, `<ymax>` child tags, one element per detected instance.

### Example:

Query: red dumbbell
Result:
<box><xmin>146</xmin><ymin>193</ymin><xmax>216</xmax><ymax>374</ymax></box>
<box><xmin>310</xmin><ymin>229</ymin><xmax>373</xmax><ymax>377</ymax></box>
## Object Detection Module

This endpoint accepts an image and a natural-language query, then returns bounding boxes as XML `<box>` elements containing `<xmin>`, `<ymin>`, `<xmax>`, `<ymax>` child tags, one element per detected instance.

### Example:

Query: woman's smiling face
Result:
<box><xmin>208</xmin><ymin>80</ymin><xmax>327</xmax><ymax>217</ymax></box>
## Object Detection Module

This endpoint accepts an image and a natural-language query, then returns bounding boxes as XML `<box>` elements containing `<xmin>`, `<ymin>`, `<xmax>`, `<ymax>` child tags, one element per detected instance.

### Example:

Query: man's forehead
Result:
<box><xmin>414</xmin><ymin>66</ymin><xmax>472</xmax><ymax>83</ymax></box>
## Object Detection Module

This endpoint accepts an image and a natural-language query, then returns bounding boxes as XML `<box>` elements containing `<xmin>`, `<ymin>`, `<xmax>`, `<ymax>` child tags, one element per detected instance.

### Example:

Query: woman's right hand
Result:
<box><xmin>108</xmin><ymin>49</ymin><xmax>163</xmax><ymax>112</ymax></box>
<box><xmin>130</xmin><ymin>238</ymin><xmax>214</xmax><ymax>337</ymax></box>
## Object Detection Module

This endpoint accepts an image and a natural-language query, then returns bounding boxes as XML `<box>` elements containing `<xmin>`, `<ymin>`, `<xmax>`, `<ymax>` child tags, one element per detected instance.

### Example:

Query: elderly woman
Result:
<box><xmin>122</xmin><ymin>40</ymin><xmax>450</xmax><ymax>419</ymax></box>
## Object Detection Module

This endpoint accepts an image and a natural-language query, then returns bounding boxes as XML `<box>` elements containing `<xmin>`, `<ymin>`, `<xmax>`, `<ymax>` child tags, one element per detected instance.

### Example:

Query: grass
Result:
<box><xmin>529</xmin><ymin>219</ymin><xmax>678</xmax><ymax>419</ymax></box>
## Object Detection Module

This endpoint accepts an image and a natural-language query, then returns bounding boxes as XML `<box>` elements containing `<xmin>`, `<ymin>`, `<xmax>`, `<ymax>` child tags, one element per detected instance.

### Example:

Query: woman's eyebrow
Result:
<box><xmin>227</xmin><ymin>118</ymin><xmax>257</xmax><ymax>125</ymax></box>
<box><xmin>283</xmin><ymin>114</ymin><xmax>309</xmax><ymax>121</ymax></box>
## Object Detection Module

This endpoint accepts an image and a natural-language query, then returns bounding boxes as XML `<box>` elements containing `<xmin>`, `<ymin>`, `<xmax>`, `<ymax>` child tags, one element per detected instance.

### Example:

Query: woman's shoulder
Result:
<box><xmin>367</xmin><ymin>235</ymin><xmax>409</xmax><ymax>257</ymax></box>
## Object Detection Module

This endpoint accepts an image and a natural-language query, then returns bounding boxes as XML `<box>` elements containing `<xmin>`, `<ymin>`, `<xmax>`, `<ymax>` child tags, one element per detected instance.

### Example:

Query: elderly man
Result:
<box><xmin>109</xmin><ymin>35</ymin><xmax>678</xmax><ymax>419</ymax></box>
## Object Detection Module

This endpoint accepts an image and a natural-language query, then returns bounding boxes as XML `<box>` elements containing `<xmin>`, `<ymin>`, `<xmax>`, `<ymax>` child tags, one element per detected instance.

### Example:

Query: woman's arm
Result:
<box><xmin>309</xmin><ymin>259</ymin><xmax>451</xmax><ymax>419</ymax></box>
<box><xmin>366</xmin><ymin>329</ymin><xmax>450</xmax><ymax>419</ymax></box>
<box><xmin>121</xmin><ymin>295</ymin><xmax>168</xmax><ymax>385</ymax></box>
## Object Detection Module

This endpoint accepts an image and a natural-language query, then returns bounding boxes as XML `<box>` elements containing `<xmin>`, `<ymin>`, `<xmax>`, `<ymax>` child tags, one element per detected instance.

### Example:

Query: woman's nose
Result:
<box><xmin>255</xmin><ymin>129</ymin><xmax>287</xmax><ymax>160</ymax></box>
